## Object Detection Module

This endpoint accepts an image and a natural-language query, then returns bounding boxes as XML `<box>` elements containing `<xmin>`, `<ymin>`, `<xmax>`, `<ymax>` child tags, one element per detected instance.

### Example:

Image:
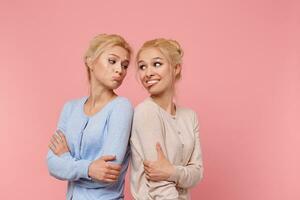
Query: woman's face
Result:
<box><xmin>90</xmin><ymin>45</ymin><xmax>130</xmax><ymax>90</ymax></box>
<box><xmin>137</xmin><ymin>47</ymin><xmax>178</xmax><ymax>96</ymax></box>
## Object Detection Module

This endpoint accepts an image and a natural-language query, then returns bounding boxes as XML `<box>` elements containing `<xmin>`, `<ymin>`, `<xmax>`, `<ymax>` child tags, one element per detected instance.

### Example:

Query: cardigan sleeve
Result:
<box><xmin>99</xmin><ymin>98</ymin><xmax>133</xmax><ymax>164</ymax></box>
<box><xmin>46</xmin><ymin>101</ymin><xmax>92</xmax><ymax>181</ymax></box>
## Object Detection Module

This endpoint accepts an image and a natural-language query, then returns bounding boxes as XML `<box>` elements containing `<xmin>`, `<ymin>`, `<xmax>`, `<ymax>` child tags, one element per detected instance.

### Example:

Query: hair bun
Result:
<box><xmin>168</xmin><ymin>39</ymin><xmax>184</xmax><ymax>58</ymax></box>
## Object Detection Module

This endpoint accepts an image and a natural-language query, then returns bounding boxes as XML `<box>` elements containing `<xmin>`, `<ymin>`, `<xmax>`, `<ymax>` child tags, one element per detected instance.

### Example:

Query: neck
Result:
<box><xmin>88</xmin><ymin>80</ymin><xmax>116</xmax><ymax>108</ymax></box>
<box><xmin>151</xmin><ymin>88</ymin><xmax>176</xmax><ymax>115</ymax></box>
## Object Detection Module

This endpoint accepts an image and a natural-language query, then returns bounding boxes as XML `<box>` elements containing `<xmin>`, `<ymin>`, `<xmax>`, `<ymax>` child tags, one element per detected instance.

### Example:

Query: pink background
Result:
<box><xmin>0</xmin><ymin>0</ymin><xmax>299</xmax><ymax>199</ymax></box>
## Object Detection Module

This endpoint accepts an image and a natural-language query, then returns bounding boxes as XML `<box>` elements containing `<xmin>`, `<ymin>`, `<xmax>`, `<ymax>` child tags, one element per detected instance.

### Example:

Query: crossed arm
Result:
<box><xmin>48</xmin><ymin>130</ymin><xmax>121</xmax><ymax>183</ymax></box>
<box><xmin>132</xmin><ymin>108</ymin><xmax>203</xmax><ymax>199</ymax></box>
<box><xmin>46</xmin><ymin>100</ymin><xmax>133</xmax><ymax>187</ymax></box>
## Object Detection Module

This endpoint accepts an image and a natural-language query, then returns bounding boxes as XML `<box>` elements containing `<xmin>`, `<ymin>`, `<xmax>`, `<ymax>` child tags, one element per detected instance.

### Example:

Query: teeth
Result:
<box><xmin>147</xmin><ymin>80</ymin><xmax>159</xmax><ymax>84</ymax></box>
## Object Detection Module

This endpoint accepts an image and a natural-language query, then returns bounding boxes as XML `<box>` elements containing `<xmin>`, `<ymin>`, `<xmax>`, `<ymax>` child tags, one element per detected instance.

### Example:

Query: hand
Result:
<box><xmin>49</xmin><ymin>130</ymin><xmax>70</xmax><ymax>156</ymax></box>
<box><xmin>143</xmin><ymin>143</ymin><xmax>175</xmax><ymax>182</ymax></box>
<box><xmin>88</xmin><ymin>155</ymin><xmax>122</xmax><ymax>183</ymax></box>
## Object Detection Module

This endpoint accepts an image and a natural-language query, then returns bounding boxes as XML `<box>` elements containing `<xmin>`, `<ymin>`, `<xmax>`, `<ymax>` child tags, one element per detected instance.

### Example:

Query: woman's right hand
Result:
<box><xmin>49</xmin><ymin>130</ymin><xmax>70</xmax><ymax>156</ymax></box>
<box><xmin>88</xmin><ymin>155</ymin><xmax>122</xmax><ymax>183</ymax></box>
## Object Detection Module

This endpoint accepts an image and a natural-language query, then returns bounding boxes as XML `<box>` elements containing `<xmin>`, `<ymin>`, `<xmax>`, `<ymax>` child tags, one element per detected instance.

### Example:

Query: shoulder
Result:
<box><xmin>134</xmin><ymin>98</ymin><xmax>159</xmax><ymax>116</ymax></box>
<box><xmin>65</xmin><ymin>97</ymin><xmax>85</xmax><ymax>106</ymax></box>
<box><xmin>109</xmin><ymin>97</ymin><xmax>134</xmax><ymax>119</ymax></box>
<box><xmin>57</xmin><ymin>97</ymin><xmax>86</xmax><ymax>125</ymax></box>
<box><xmin>177</xmin><ymin>106</ymin><xmax>198</xmax><ymax>121</ymax></box>
<box><xmin>60</xmin><ymin>97</ymin><xmax>86</xmax><ymax>113</ymax></box>
<box><xmin>133</xmin><ymin>99</ymin><xmax>161</xmax><ymax>127</ymax></box>
<box><xmin>113</xmin><ymin>96</ymin><xmax>134</xmax><ymax>111</ymax></box>
<box><xmin>115</xmin><ymin>96</ymin><xmax>133</xmax><ymax>106</ymax></box>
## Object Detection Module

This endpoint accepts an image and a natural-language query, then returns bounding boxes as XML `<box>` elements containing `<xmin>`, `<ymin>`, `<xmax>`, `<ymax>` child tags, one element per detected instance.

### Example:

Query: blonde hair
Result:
<box><xmin>84</xmin><ymin>34</ymin><xmax>132</xmax><ymax>82</ymax></box>
<box><xmin>136</xmin><ymin>38</ymin><xmax>184</xmax><ymax>80</ymax></box>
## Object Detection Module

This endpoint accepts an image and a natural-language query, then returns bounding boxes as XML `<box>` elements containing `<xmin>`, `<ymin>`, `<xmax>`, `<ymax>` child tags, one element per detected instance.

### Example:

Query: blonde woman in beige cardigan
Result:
<box><xmin>130</xmin><ymin>38</ymin><xmax>204</xmax><ymax>200</ymax></box>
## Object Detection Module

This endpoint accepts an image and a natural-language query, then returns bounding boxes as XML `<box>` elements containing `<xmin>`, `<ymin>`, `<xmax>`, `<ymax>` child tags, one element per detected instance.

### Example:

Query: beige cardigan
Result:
<box><xmin>130</xmin><ymin>98</ymin><xmax>203</xmax><ymax>200</ymax></box>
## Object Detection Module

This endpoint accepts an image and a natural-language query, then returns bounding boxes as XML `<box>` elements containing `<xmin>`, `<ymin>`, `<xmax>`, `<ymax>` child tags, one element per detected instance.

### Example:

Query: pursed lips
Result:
<box><xmin>112</xmin><ymin>76</ymin><xmax>122</xmax><ymax>81</ymax></box>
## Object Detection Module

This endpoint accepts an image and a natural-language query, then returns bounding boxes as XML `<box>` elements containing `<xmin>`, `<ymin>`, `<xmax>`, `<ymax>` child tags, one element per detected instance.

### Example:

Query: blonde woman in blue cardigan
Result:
<box><xmin>47</xmin><ymin>34</ymin><xmax>133</xmax><ymax>200</ymax></box>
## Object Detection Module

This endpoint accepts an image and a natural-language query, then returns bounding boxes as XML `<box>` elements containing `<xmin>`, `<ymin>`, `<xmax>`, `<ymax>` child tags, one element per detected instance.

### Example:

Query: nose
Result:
<box><xmin>114</xmin><ymin>64</ymin><xmax>123</xmax><ymax>75</ymax></box>
<box><xmin>145</xmin><ymin>67</ymin><xmax>154</xmax><ymax>78</ymax></box>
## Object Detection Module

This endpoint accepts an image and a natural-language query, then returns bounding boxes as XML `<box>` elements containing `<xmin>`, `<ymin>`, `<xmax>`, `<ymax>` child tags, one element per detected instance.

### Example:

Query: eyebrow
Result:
<box><xmin>108</xmin><ymin>53</ymin><xmax>120</xmax><ymax>58</ymax></box>
<box><xmin>109</xmin><ymin>53</ymin><xmax>129</xmax><ymax>61</ymax></box>
<box><xmin>138</xmin><ymin>57</ymin><xmax>163</xmax><ymax>64</ymax></box>
<box><xmin>121</xmin><ymin>60</ymin><xmax>129</xmax><ymax>65</ymax></box>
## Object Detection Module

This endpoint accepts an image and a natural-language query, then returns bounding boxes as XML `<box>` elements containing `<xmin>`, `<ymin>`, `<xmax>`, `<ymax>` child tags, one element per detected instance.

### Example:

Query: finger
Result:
<box><xmin>106</xmin><ymin>169</ymin><xmax>120</xmax><ymax>177</ymax></box>
<box><xmin>106</xmin><ymin>167</ymin><xmax>120</xmax><ymax>175</ymax></box>
<box><xmin>56</xmin><ymin>129</ymin><xmax>64</xmax><ymax>135</ymax></box>
<box><xmin>54</xmin><ymin>130</ymin><xmax>63</xmax><ymax>141</ymax></box>
<box><xmin>143</xmin><ymin>160</ymin><xmax>151</xmax><ymax>167</ymax></box>
<box><xmin>56</xmin><ymin>130</ymin><xmax>67</xmax><ymax>145</ymax></box>
<box><xmin>145</xmin><ymin>174</ymin><xmax>150</xmax><ymax>180</ymax></box>
<box><xmin>51</xmin><ymin>136</ymin><xmax>59</xmax><ymax>146</ymax></box>
<box><xmin>48</xmin><ymin>143</ymin><xmax>56</xmax><ymax>152</ymax></box>
<box><xmin>53</xmin><ymin>135</ymin><xmax>65</xmax><ymax>149</ymax></box>
<box><xmin>144</xmin><ymin>166</ymin><xmax>151</xmax><ymax>174</ymax></box>
<box><xmin>53</xmin><ymin>134</ymin><xmax>62</xmax><ymax>144</ymax></box>
<box><xmin>104</xmin><ymin>174</ymin><xmax>118</xmax><ymax>180</ymax></box>
<box><xmin>146</xmin><ymin>173</ymin><xmax>157</xmax><ymax>182</ymax></box>
<box><xmin>57</xmin><ymin>131</ymin><xmax>66</xmax><ymax>142</ymax></box>
<box><xmin>49</xmin><ymin>143</ymin><xmax>59</xmax><ymax>154</ymax></box>
<box><xmin>150</xmin><ymin>177</ymin><xmax>158</xmax><ymax>182</ymax></box>
<box><xmin>107</xmin><ymin>163</ymin><xmax>121</xmax><ymax>171</ymax></box>
<box><xmin>49</xmin><ymin>140</ymin><xmax>56</xmax><ymax>148</ymax></box>
<box><xmin>143</xmin><ymin>164</ymin><xmax>151</xmax><ymax>170</ymax></box>
<box><xmin>101</xmin><ymin>155</ymin><xmax>116</xmax><ymax>161</ymax></box>
<box><xmin>156</xmin><ymin>142</ymin><xmax>165</xmax><ymax>160</ymax></box>
<box><xmin>57</xmin><ymin>132</ymin><xmax>69</xmax><ymax>148</ymax></box>
<box><xmin>143</xmin><ymin>162</ymin><xmax>150</xmax><ymax>170</ymax></box>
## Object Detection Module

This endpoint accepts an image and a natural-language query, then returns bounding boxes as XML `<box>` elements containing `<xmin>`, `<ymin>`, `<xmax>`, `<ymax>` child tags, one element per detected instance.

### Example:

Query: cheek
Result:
<box><xmin>94</xmin><ymin>63</ymin><xmax>107</xmax><ymax>74</ymax></box>
<box><xmin>122</xmin><ymin>70</ymin><xmax>127</xmax><ymax>77</ymax></box>
<box><xmin>159</xmin><ymin>71</ymin><xmax>174</xmax><ymax>86</ymax></box>
<box><xmin>138</xmin><ymin>71</ymin><xmax>144</xmax><ymax>80</ymax></box>
<box><xmin>161</xmin><ymin>66</ymin><xmax>174</xmax><ymax>79</ymax></box>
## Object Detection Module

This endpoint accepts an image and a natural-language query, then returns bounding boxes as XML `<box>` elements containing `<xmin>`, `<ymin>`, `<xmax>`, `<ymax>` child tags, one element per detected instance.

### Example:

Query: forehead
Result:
<box><xmin>102</xmin><ymin>45</ymin><xmax>129</xmax><ymax>58</ymax></box>
<box><xmin>138</xmin><ymin>47</ymin><xmax>166</xmax><ymax>61</ymax></box>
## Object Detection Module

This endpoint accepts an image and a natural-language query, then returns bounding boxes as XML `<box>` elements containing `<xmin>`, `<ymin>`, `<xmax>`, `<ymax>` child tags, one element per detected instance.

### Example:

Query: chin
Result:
<box><xmin>147</xmin><ymin>87</ymin><xmax>163</xmax><ymax>96</ymax></box>
<box><xmin>109</xmin><ymin>85</ymin><xmax>120</xmax><ymax>90</ymax></box>
<box><xmin>107</xmin><ymin>80</ymin><xmax>123</xmax><ymax>89</ymax></box>
<box><xmin>112</xmin><ymin>83</ymin><xmax>123</xmax><ymax>90</ymax></box>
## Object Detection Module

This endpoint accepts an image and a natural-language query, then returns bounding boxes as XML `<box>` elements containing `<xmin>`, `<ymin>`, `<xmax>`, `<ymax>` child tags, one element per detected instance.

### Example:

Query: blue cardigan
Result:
<box><xmin>47</xmin><ymin>96</ymin><xmax>133</xmax><ymax>200</ymax></box>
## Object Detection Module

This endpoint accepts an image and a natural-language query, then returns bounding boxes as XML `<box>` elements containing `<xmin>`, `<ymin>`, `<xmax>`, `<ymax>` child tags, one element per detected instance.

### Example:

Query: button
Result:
<box><xmin>178</xmin><ymin>131</ymin><xmax>181</xmax><ymax>134</ymax></box>
<box><xmin>182</xmin><ymin>144</ymin><xmax>184</xmax><ymax>148</ymax></box>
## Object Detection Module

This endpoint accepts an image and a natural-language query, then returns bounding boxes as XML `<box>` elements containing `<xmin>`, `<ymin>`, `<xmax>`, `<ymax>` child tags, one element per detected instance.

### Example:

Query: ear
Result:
<box><xmin>86</xmin><ymin>57</ymin><xmax>94</xmax><ymax>70</ymax></box>
<box><xmin>174</xmin><ymin>64</ymin><xmax>181</xmax><ymax>77</ymax></box>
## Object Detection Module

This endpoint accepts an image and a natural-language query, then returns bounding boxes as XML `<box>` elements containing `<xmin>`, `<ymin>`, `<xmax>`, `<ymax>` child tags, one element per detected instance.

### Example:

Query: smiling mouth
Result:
<box><xmin>145</xmin><ymin>79</ymin><xmax>160</xmax><ymax>87</ymax></box>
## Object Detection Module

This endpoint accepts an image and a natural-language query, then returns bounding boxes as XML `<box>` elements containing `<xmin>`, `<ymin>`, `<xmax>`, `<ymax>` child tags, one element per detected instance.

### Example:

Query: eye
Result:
<box><xmin>121</xmin><ymin>61</ymin><xmax>129</xmax><ymax>70</ymax></box>
<box><xmin>153</xmin><ymin>62</ymin><xmax>162</xmax><ymax>67</ymax></box>
<box><xmin>139</xmin><ymin>64</ymin><xmax>146</xmax><ymax>70</ymax></box>
<box><xmin>108</xmin><ymin>58</ymin><xmax>116</xmax><ymax>64</ymax></box>
<box><xmin>122</xmin><ymin>64</ymin><xmax>129</xmax><ymax>70</ymax></box>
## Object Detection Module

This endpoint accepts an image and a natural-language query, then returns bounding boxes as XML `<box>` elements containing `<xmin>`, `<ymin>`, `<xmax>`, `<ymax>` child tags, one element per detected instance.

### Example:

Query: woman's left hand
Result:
<box><xmin>143</xmin><ymin>143</ymin><xmax>175</xmax><ymax>182</ymax></box>
<box><xmin>49</xmin><ymin>130</ymin><xmax>70</xmax><ymax>156</ymax></box>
